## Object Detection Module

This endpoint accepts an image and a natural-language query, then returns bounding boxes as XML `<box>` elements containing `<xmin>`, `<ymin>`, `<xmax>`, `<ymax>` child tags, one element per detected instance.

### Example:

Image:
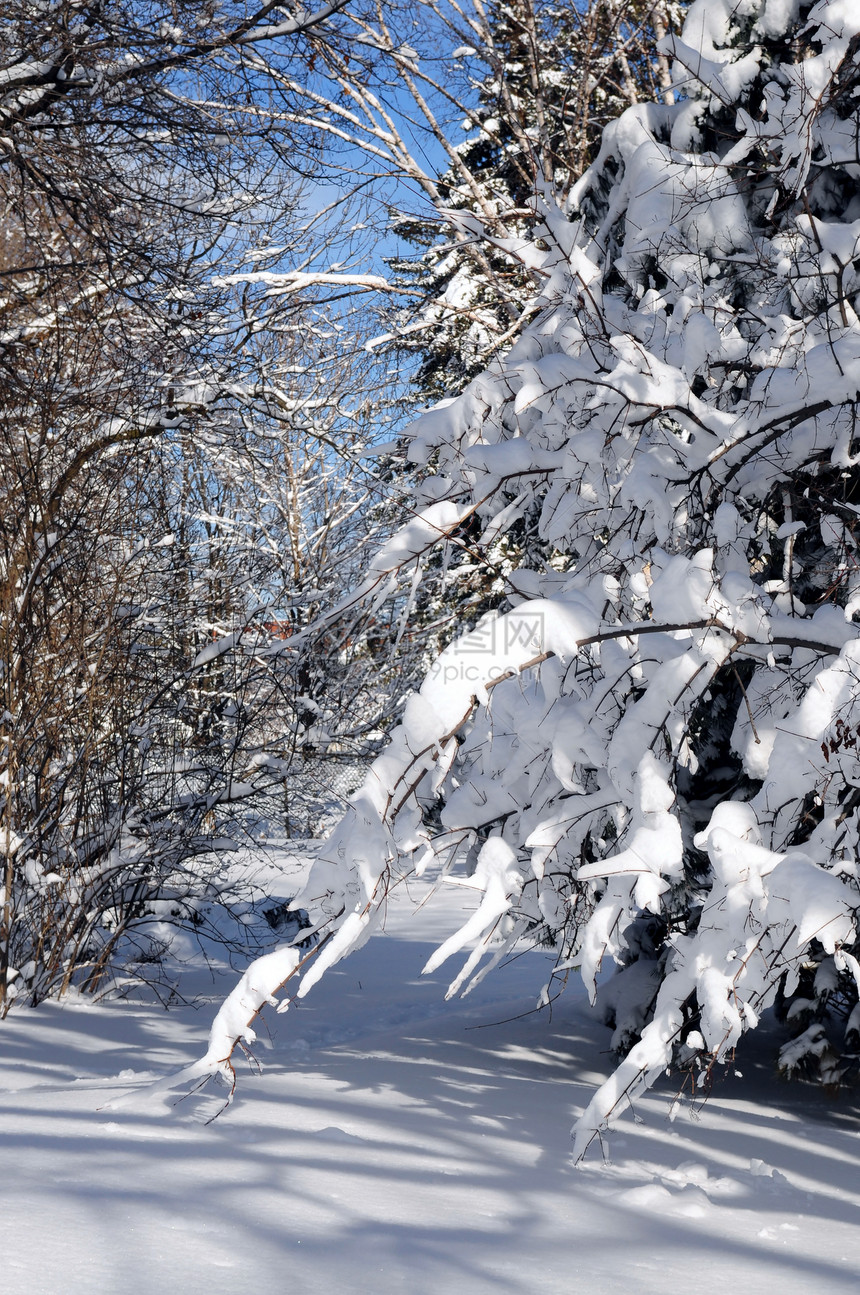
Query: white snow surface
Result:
<box><xmin>0</xmin><ymin>848</ymin><xmax>858</xmax><ymax>1295</ymax></box>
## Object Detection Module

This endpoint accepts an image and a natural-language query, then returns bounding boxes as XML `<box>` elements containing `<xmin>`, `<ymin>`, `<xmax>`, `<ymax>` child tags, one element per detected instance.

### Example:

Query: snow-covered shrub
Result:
<box><xmin>202</xmin><ymin>0</ymin><xmax>860</xmax><ymax>1155</ymax></box>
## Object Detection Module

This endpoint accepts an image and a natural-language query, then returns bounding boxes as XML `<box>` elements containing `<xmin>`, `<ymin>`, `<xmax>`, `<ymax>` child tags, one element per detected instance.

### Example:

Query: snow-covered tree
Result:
<box><xmin>198</xmin><ymin>0</ymin><xmax>860</xmax><ymax>1154</ymax></box>
<box><xmin>387</xmin><ymin>0</ymin><xmax>684</xmax><ymax>402</ymax></box>
<box><xmin>0</xmin><ymin>0</ymin><xmax>400</xmax><ymax>1009</ymax></box>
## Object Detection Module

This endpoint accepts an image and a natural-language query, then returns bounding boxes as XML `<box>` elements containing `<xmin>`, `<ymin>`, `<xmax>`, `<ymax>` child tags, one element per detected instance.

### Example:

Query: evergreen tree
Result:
<box><xmin>202</xmin><ymin>0</ymin><xmax>860</xmax><ymax>1153</ymax></box>
<box><xmin>388</xmin><ymin>1</ymin><xmax>684</xmax><ymax>401</ymax></box>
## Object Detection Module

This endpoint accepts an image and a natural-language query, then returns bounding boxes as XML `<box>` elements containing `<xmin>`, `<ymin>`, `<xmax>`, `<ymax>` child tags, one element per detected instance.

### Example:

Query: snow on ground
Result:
<box><xmin>1</xmin><ymin>850</ymin><xmax>859</xmax><ymax>1295</ymax></box>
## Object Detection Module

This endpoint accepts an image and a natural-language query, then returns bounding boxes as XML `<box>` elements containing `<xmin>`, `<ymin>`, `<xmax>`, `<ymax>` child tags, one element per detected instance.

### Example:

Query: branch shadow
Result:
<box><xmin>1</xmin><ymin>931</ymin><xmax>858</xmax><ymax>1295</ymax></box>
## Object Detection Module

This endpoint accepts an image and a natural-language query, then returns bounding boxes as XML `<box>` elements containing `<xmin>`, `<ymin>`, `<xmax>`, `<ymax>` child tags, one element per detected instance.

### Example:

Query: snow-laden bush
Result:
<box><xmin>199</xmin><ymin>0</ymin><xmax>860</xmax><ymax>1155</ymax></box>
